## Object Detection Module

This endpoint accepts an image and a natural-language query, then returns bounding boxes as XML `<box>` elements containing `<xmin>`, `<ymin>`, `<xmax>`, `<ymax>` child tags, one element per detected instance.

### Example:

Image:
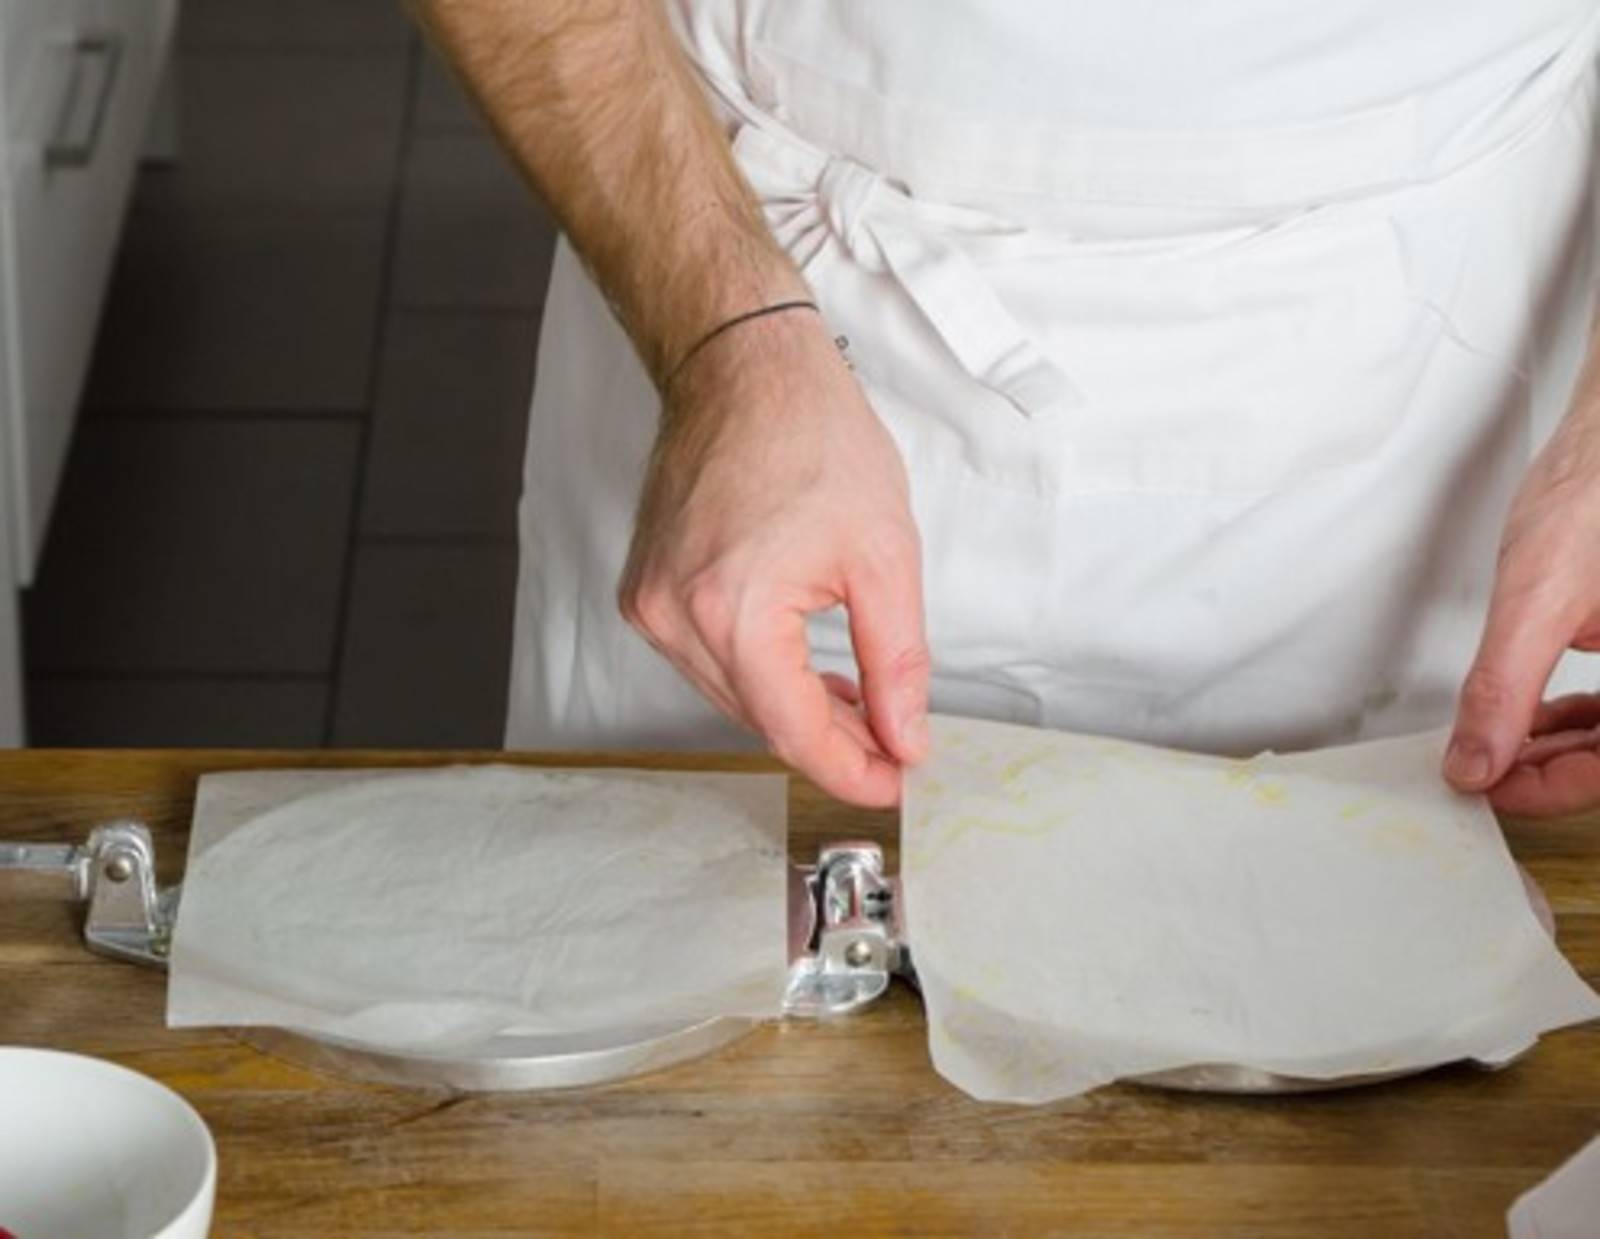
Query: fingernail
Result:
<box><xmin>1445</xmin><ymin>738</ymin><xmax>1492</xmax><ymax>786</ymax></box>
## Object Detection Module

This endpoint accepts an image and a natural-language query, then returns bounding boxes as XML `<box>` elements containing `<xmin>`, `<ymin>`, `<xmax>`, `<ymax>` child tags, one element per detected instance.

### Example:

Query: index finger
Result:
<box><xmin>1489</xmin><ymin>747</ymin><xmax>1600</xmax><ymax>818</ymax></box>
<box><xmin>1531</xmin><ymin>692</ymin><xmax>1600</xmax><ymax>737</ymax></box>
<box><xmin>726</xmin><ymin>602</ymin><xmax>902</xmax><ymax>807</ymax></box>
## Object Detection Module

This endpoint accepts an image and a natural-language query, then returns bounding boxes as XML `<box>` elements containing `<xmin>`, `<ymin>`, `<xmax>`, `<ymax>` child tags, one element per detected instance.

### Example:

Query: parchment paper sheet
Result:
<box><xmin>167</xmin><ymin>766</ymin><xmax>789</xmax><ymax>1052</ymax></box>
<box><xmin>904</xmin><ymin>715</ymin><xmax>1600</xmax><ymax>1103</ymax></box>
<box><xmin>1508</xmin><ymin>1132</ymin><xmax>1600</xmax><ymax>1239</ymax></box>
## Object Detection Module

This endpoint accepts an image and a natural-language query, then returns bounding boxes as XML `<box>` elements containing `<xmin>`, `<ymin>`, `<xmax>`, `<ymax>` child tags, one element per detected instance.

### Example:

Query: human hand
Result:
<box><xmin>1479</xmin><ymin>694</ymin><xmax>1600</xmax><ymax>816</ymax></box>
<box><xmin>618</xmin><ymin>308</ymin><xmax>930</xmax><ymax>806</ymax></box>
<box><xmin>1445</xmin><ymin>398</ymin><xmax>1600</xmax><ymax>816</ymax></box>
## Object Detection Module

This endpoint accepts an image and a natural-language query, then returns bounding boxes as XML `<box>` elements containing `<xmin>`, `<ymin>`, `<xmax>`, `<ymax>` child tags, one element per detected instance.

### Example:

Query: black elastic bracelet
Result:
<box><xmin>664</xmin><ymin>299</ymin><xmax>819</xmax><ymax>389</ymax></box>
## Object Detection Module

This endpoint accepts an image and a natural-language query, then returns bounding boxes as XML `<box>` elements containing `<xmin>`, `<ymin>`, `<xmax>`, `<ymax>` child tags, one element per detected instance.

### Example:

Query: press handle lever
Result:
<box><xmin>0</xmin><ymin>841</ymin><xmax>88</xmax><ymax>891</ymax></box>
<box><xmin>1</xmin><ymin>823</ymin><xmax>175</xmax><ymax>968</ymax></box>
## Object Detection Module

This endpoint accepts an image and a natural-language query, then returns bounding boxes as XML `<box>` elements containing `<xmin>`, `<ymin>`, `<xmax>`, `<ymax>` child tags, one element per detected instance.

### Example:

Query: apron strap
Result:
<box><xmin>736</xmin><ymin>124</ymin><xmax>1082</xmax><ymax>419</ymax></box>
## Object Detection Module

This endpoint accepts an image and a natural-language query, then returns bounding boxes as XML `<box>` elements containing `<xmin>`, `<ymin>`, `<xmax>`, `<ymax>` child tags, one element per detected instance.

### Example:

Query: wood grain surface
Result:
<box><xmin>0</xmin><ymin>749</ymin><xmax>1596</xmax><ymax>1237</ymax></box>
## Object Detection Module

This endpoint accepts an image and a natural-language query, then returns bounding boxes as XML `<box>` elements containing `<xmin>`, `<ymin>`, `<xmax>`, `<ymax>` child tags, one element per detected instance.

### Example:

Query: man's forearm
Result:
<box><xmin>408</xmin><ymin>0</ymin><xmax>806</xmax><ymax>386</ymax></box>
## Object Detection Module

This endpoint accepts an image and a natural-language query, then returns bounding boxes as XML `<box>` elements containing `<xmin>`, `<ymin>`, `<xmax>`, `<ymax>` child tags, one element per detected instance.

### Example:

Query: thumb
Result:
<box><xmin>846</xmin><ymin>546</ymin><xmax>931</xmax><ymax>766</ymax></box>
<box><xmin>1446</xmin><ymin>586</ymin><xmax>1568</xmax><ymax>792</ymax></box>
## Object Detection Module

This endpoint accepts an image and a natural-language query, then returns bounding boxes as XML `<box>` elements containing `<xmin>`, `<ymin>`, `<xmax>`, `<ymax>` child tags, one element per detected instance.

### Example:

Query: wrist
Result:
<box><xmin>639</xmin><ymin>239</ymin><xmax>811</xmax><ymax>388</ymax></box>
<box><xmin>663</xmin><ymin>299</ymin><xmax>820</xmax><ymax>392</ymax></box>
<box><xmin>665</xmin><ymin>292</ymin><xmax>845</xmax><ymax>407</ymax></box>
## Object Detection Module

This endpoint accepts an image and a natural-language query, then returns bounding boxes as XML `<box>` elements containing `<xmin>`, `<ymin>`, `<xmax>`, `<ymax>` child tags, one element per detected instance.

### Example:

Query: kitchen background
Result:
<box><xmin>24</xmin><ymin>0</ymin><xmax>556</xmax><ymax>748</ymax></box>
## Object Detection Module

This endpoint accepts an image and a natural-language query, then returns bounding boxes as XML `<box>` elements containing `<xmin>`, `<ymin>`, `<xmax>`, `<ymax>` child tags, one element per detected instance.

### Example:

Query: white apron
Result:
<box><xmin>507</xmin><ymin>2</ymin><xmax>1600</xmax><ymax>757</ymax></box>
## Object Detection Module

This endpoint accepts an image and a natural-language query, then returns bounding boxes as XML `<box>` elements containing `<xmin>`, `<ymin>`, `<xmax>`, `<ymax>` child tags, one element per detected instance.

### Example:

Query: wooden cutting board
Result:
<box><xmin>0</xmin><ymin>748</ymin><xmax>1595</xmax><ymax>1237</ymax></box>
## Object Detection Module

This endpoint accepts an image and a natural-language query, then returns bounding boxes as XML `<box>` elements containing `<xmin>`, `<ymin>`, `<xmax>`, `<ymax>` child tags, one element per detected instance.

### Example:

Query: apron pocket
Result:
<box><xmin>971</xmin><ymin>212</ymin><xmax>1443</xmax><ymax>496</ymax></box>
<box><xmin>805</xmin><ymin>206</ymin><xmax>1446</xmax><ymax>499</ymax></box>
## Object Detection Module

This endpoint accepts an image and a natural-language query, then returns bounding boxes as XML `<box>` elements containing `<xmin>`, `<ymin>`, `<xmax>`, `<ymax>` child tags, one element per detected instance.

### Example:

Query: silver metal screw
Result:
<box><xmin>103</xmin><ymin>854</ymin><xmax>134</xmax><ymax>883</ymax></box>
<box><xmin>844</xmin><ymin>939</ymin><xmax>874</xmax><ymax>968</ymax></box>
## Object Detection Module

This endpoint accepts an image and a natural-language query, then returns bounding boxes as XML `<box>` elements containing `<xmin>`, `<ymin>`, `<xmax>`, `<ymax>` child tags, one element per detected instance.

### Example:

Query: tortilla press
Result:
<box><xmin>1</xmin><ymin>821</ymin><xmax>1554</xmax><ymax>1095</ymax></box>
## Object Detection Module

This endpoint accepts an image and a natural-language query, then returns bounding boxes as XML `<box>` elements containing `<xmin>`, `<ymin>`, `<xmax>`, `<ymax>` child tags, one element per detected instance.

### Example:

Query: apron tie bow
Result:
<box><xmin>736</xmin><ymin>126</ymin><xmax>1081</xmax><ymax>418</ymax></box>
<box><xmin>816</xmin><ymin>155</ymin><xmax>885</xmax><ymax>265</ymax></box>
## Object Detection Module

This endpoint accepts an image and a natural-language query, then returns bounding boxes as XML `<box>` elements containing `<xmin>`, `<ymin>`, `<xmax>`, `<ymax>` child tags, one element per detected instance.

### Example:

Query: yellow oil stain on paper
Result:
<box><xmin>935</xmin><ymin>810</ymin><xmax>1076</xmax><ymax>852</ymax></box>
<box><xmin>1367</xmin><ymin>816</ymin><xmax>1427</xmax><ymax>856</ymax></box>
<box><xmin>944</xmin><ymin>962</ymin><xmax>1013</xmax><ymax>1010</ymax></box>
<box><xmin>998</xmin><ymin>747</ymin><xmax>1056</xmax><ymax>785</ymax></box>
<box><xmin>938</xmin><ymin>1009</ymin><xmax>1036</xmax><ymax>1090</ymax></box>
<box><xmin>1216</xmin><ymin>761</ymin><xmax>1287</xmax><ymax>806</ymax></box>
<box><xmin>1251</xmin><ymin>781</ymin><xmax>1288</xmax><ymax>806</ymax></box>
<box><xmin>974</xmin><ymin>958</ymin><xmax>1012</xmax><ymax>989</ymax></box>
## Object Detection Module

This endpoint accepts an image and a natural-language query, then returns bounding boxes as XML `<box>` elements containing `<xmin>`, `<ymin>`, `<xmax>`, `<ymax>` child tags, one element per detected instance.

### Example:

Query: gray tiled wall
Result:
<box><xmin>23</xmin><ymin>1</ymin><xmax>558</xmax><ymax>749</ymax></box>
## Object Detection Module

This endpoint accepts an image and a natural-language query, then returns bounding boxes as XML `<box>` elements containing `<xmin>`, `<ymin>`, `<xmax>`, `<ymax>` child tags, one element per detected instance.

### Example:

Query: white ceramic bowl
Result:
<box><xmin>0</xmin><ymin>1048</ymin><xmax>215</xmax><ymax>1238</ymax></box>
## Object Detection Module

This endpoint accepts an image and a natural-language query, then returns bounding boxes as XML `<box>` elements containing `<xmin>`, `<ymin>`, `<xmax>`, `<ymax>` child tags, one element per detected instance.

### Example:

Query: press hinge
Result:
<box><xmin>783</xmin><ymin>840</ymin><xmax>912</xmax><ymax>1017</ymax></box>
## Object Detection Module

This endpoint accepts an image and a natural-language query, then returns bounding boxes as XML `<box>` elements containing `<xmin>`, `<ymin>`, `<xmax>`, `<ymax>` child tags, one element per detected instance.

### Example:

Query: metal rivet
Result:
<box><xmin>103</xmin><ymin>854</ymin><xmax>134</xmax><ymax>883</ymax></box>
<box><xmin>844</xmin><ymin>939</ymin><xmax>874</xmax><ymax>968</ymax></box>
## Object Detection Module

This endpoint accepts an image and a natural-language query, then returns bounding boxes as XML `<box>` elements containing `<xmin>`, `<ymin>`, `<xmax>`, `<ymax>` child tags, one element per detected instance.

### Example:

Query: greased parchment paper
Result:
<box><xmin>168</xmin><ymin>766</ymin><xmax>788</xmax><ymax>1052</ymax></box>
<box><xmin>903</xmin><ymin>715</ymin><xmax>1600</xmax><ymax>1103</ymax></box>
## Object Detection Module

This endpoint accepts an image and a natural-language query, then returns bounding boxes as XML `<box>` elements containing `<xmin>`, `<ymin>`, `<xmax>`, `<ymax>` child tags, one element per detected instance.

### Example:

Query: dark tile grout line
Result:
<box><xmin>32</xmin><ymin>25</ymin><xmax>535</xmax><ymax>743</ymax></box>
<box><xmin>384</xmin><ymin>304</ymin><xmax>547</xmax><ymax>319</ymax></box>
<box><xmin>124</xmin><ymin>204</ymin><xmax>397</xmax><ymax>225</ymax></box>
<box><xmin>80</xmin><ymin>407</ymin><xmax>367</xmax><ymax>424</ymax></box>
<box><xmin>29</xmin><ymin>669</ymin><xmax>330</xmax><ymax>685</ymax></box>
<box><xmin>31</xmin><ymin>528</ymin><xmax>519</xmax><ymax>680</ymax></box>
<box><xmin>355</xmin><ymin>533</ymin><xmax>520</xmax><ymax>549</ymax></box>
<box><xmin>176</xmin><ymin>44</ymin><xmax>416</xmax><ymax>60</ymax></box>
<box><xmin>319</xmin><ymin>29</ymin><xmax>426</xmax><ymax>747</ymax></box>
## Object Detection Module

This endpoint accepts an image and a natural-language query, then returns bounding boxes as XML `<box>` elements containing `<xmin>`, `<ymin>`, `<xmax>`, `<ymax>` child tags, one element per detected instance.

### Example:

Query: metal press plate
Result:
<box><xmin>231</xmin><ymin>858</ymin><xmax>842</xmax><ymax>1091</ymax></box>
<box><xmin>235</xmin><ymin>864</ymin><xmax>1556</xmax><ymax>1096</ymax></box>
<box><xmin>32</xmin><ymin>821</ymin><xmax>1555</xmax><ymax>1097</ymax></box>
<box><xmin>1131</xmin><ymin>865</ymin><xmax>1557</xmax><ymax>1094</ymax></box>
<box><xmin>237</xmin><ymin>1016</ymin><xmax>760</xmax><ymax>1092</ymax></box>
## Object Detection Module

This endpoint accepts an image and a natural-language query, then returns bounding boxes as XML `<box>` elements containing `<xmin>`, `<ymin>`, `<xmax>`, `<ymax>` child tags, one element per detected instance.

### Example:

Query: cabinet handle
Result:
<box><xmin>45</xmin><ymin>33</ymin><xmax>124</xmax><ymax>170</ymax></box>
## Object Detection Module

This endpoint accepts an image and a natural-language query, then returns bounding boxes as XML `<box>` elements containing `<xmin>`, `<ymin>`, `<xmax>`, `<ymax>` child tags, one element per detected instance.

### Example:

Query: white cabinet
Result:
<box><xmin>0</xmin><ymin>0</ymin><xmax>180</xmax><ymax>742</ymax></box>
<box><xmin>2</xmin><ymin>0</ymin><xmax>178</xmax><ymax>579</ymax></box>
